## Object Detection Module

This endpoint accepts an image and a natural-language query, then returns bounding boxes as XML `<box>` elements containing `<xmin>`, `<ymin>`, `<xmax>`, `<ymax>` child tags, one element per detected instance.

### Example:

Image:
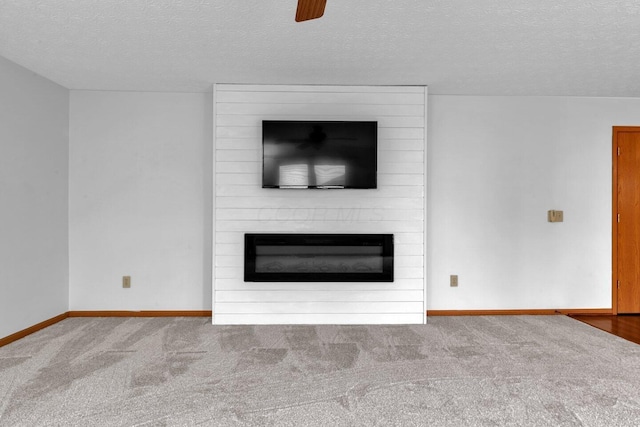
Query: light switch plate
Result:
<box><xmin>548</xmin><ymin>210</ymin><xmax>564</xmax><ymax>222</ymax></box>
<box><xmin>123</xmin><ymin>276</ymin><xmax>131</xmax><ymax>288</ymax></box>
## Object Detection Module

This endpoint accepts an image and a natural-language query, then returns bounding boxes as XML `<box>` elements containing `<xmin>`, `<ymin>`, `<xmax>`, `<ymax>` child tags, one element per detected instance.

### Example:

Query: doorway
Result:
<box><xmin>613</xmin><ymin>127</ymin><xmax>640</xmax><ymax>314</ymax></box>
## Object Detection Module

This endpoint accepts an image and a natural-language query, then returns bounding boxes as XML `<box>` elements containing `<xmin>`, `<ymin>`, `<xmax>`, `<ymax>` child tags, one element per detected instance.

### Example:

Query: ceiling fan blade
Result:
<box><xmin>296</xmin><ymin>0</ymin><xmax>327</xmax><ymax>22</ymax></box>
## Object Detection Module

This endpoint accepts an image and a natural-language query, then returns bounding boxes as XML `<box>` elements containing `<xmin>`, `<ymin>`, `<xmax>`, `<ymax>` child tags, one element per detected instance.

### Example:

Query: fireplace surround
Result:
<box><xmin>244</xmin><ymin>234</ymin><xmax>394</xmax><ymax>282</ymax></box>
<box><xmin>213</xmin><ymin>84</ymin><xmax>425</xmax><ymax>324</ymax></box>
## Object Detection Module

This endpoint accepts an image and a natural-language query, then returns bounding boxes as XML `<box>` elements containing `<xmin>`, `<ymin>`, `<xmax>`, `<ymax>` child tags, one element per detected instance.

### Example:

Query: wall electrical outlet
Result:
<box><xmin>123</xmin><ymin>276</ymin><xmax>131</xmax><ymax>288</ymax></box>
<box><xmin>450</xmin><ymin>275</ymin><xmax>458</xmax><ymax>287</ymax></box>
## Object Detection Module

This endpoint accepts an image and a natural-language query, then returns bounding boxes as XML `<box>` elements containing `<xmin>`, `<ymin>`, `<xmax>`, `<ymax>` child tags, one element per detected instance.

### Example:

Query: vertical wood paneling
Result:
<box><xmin>213</xmin><ymin>84</ymin><xmax>426</xmax><ymax>325</ymax></box>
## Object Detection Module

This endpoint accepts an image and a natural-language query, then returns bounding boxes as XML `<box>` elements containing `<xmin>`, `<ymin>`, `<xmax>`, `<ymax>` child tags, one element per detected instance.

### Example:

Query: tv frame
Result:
<box><xmin>261</xmin><ymin>120</ymin><xmax>378</xmax><ymax>190</ymax></box>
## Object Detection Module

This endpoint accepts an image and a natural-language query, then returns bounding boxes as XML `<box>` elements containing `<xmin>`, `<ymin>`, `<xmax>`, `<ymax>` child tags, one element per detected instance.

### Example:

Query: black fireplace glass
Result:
<box><xmin>245</xmin><ymin>234</ymin><xmax>393</xmax><ymax>282</ymax></box>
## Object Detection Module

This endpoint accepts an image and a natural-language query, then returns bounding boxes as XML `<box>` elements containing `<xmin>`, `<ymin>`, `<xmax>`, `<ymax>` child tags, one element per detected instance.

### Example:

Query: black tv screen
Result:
<box><xmin>262</xmin><ymin>120</ymin><xmax>377</xmax><ymax>189</ymax></box>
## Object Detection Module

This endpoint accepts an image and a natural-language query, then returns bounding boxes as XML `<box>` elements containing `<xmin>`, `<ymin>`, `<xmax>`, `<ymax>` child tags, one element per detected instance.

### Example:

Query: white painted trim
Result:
<box><xmin>214</xmin><ymin>313</ymin><xmax>424</xmax><ymax>325</ymax></box>
<box><xmin>211</xmin><ymin>85</ymin><xmax>217</xmax><ymax>325</ymax></box>
<box><xmin>423</xmin><ymin>86</ymin><xmax>428</xmax><ymax>324</ymax></box>
<box><xmin>215</xmin><ymin>84</ymin><xmax>425</xmax><ymax>93</ymax></box>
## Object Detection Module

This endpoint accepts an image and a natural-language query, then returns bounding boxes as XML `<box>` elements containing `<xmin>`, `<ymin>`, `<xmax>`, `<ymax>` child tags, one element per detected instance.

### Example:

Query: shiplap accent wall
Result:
<box><xmin>213</xmin><ymin>84</ymin><xmax>426</xmax><ymax>324</ymax></box>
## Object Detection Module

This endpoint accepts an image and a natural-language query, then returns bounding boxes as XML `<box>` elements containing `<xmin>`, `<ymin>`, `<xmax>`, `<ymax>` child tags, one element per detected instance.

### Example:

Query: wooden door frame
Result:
<box><xmin>612</xmin><ymin>126</ymin><xmax>640</xmax><ymax>314</ymax></box>
<box><xmin>613</xmin><ymin>127</ymin><xmax>620</xmax><ymax>314</ymax></box>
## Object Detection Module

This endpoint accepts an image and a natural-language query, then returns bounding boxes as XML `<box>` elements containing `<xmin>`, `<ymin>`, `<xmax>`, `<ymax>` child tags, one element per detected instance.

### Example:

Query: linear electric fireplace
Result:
<box><xmin>244</xmin><ymin>234</ymin><xmax>394</xmax><ymax>282</ymax></box>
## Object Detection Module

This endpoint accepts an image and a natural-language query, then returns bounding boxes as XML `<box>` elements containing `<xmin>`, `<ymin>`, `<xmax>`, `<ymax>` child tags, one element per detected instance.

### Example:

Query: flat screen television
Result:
<box><xmin>262</xmin><ymin>120</ymin><xmax>377</xmax><ymax>189</ymax></box>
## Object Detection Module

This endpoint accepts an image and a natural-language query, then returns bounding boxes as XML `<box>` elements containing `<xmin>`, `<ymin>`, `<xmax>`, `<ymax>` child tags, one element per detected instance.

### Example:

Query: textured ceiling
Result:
<box><xmin>1</xmin><ymin>0</ymin><xmax>639</xmax><ymax>96</ymax></box>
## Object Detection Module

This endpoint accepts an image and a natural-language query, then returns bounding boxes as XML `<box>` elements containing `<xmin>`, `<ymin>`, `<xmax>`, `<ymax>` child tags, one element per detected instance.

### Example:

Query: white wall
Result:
<box><xmin>65</xmin><ymin>90</ymin><xmax>640</xmax><ymax>316</ymax></box>
<box><xmin>0</xmin><ymin>56</ymin><xmax>69</xmax><ymax>338</ymax></box>
<box><xmin>213</xmin><ymin>84</ymin><xmax>427</xmax><ymax>324</ymax></box>
<box><xmin>428</xmin><ymin>95</ymin><xmax>640</xmax><ymax>310</ymax></box>
<box><xmin>69</xmin><ymin>91</ymin><xmax>212</xmax><ymax>310</ymax></box>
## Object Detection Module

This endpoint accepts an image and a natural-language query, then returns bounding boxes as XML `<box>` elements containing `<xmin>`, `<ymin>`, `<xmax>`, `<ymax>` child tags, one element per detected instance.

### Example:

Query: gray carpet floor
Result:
<box><xmin>1</xmin><ymin>316</ymin><xmax>640</xmax><ymax>426</ymax></box>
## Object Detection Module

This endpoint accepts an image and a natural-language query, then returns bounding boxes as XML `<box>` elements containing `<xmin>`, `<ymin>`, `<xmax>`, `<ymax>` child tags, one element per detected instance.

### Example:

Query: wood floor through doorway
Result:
<box><xmin>571</xmin><ymin>314</ymin><xmax>640</xmax><ymax>345</ymax></box>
